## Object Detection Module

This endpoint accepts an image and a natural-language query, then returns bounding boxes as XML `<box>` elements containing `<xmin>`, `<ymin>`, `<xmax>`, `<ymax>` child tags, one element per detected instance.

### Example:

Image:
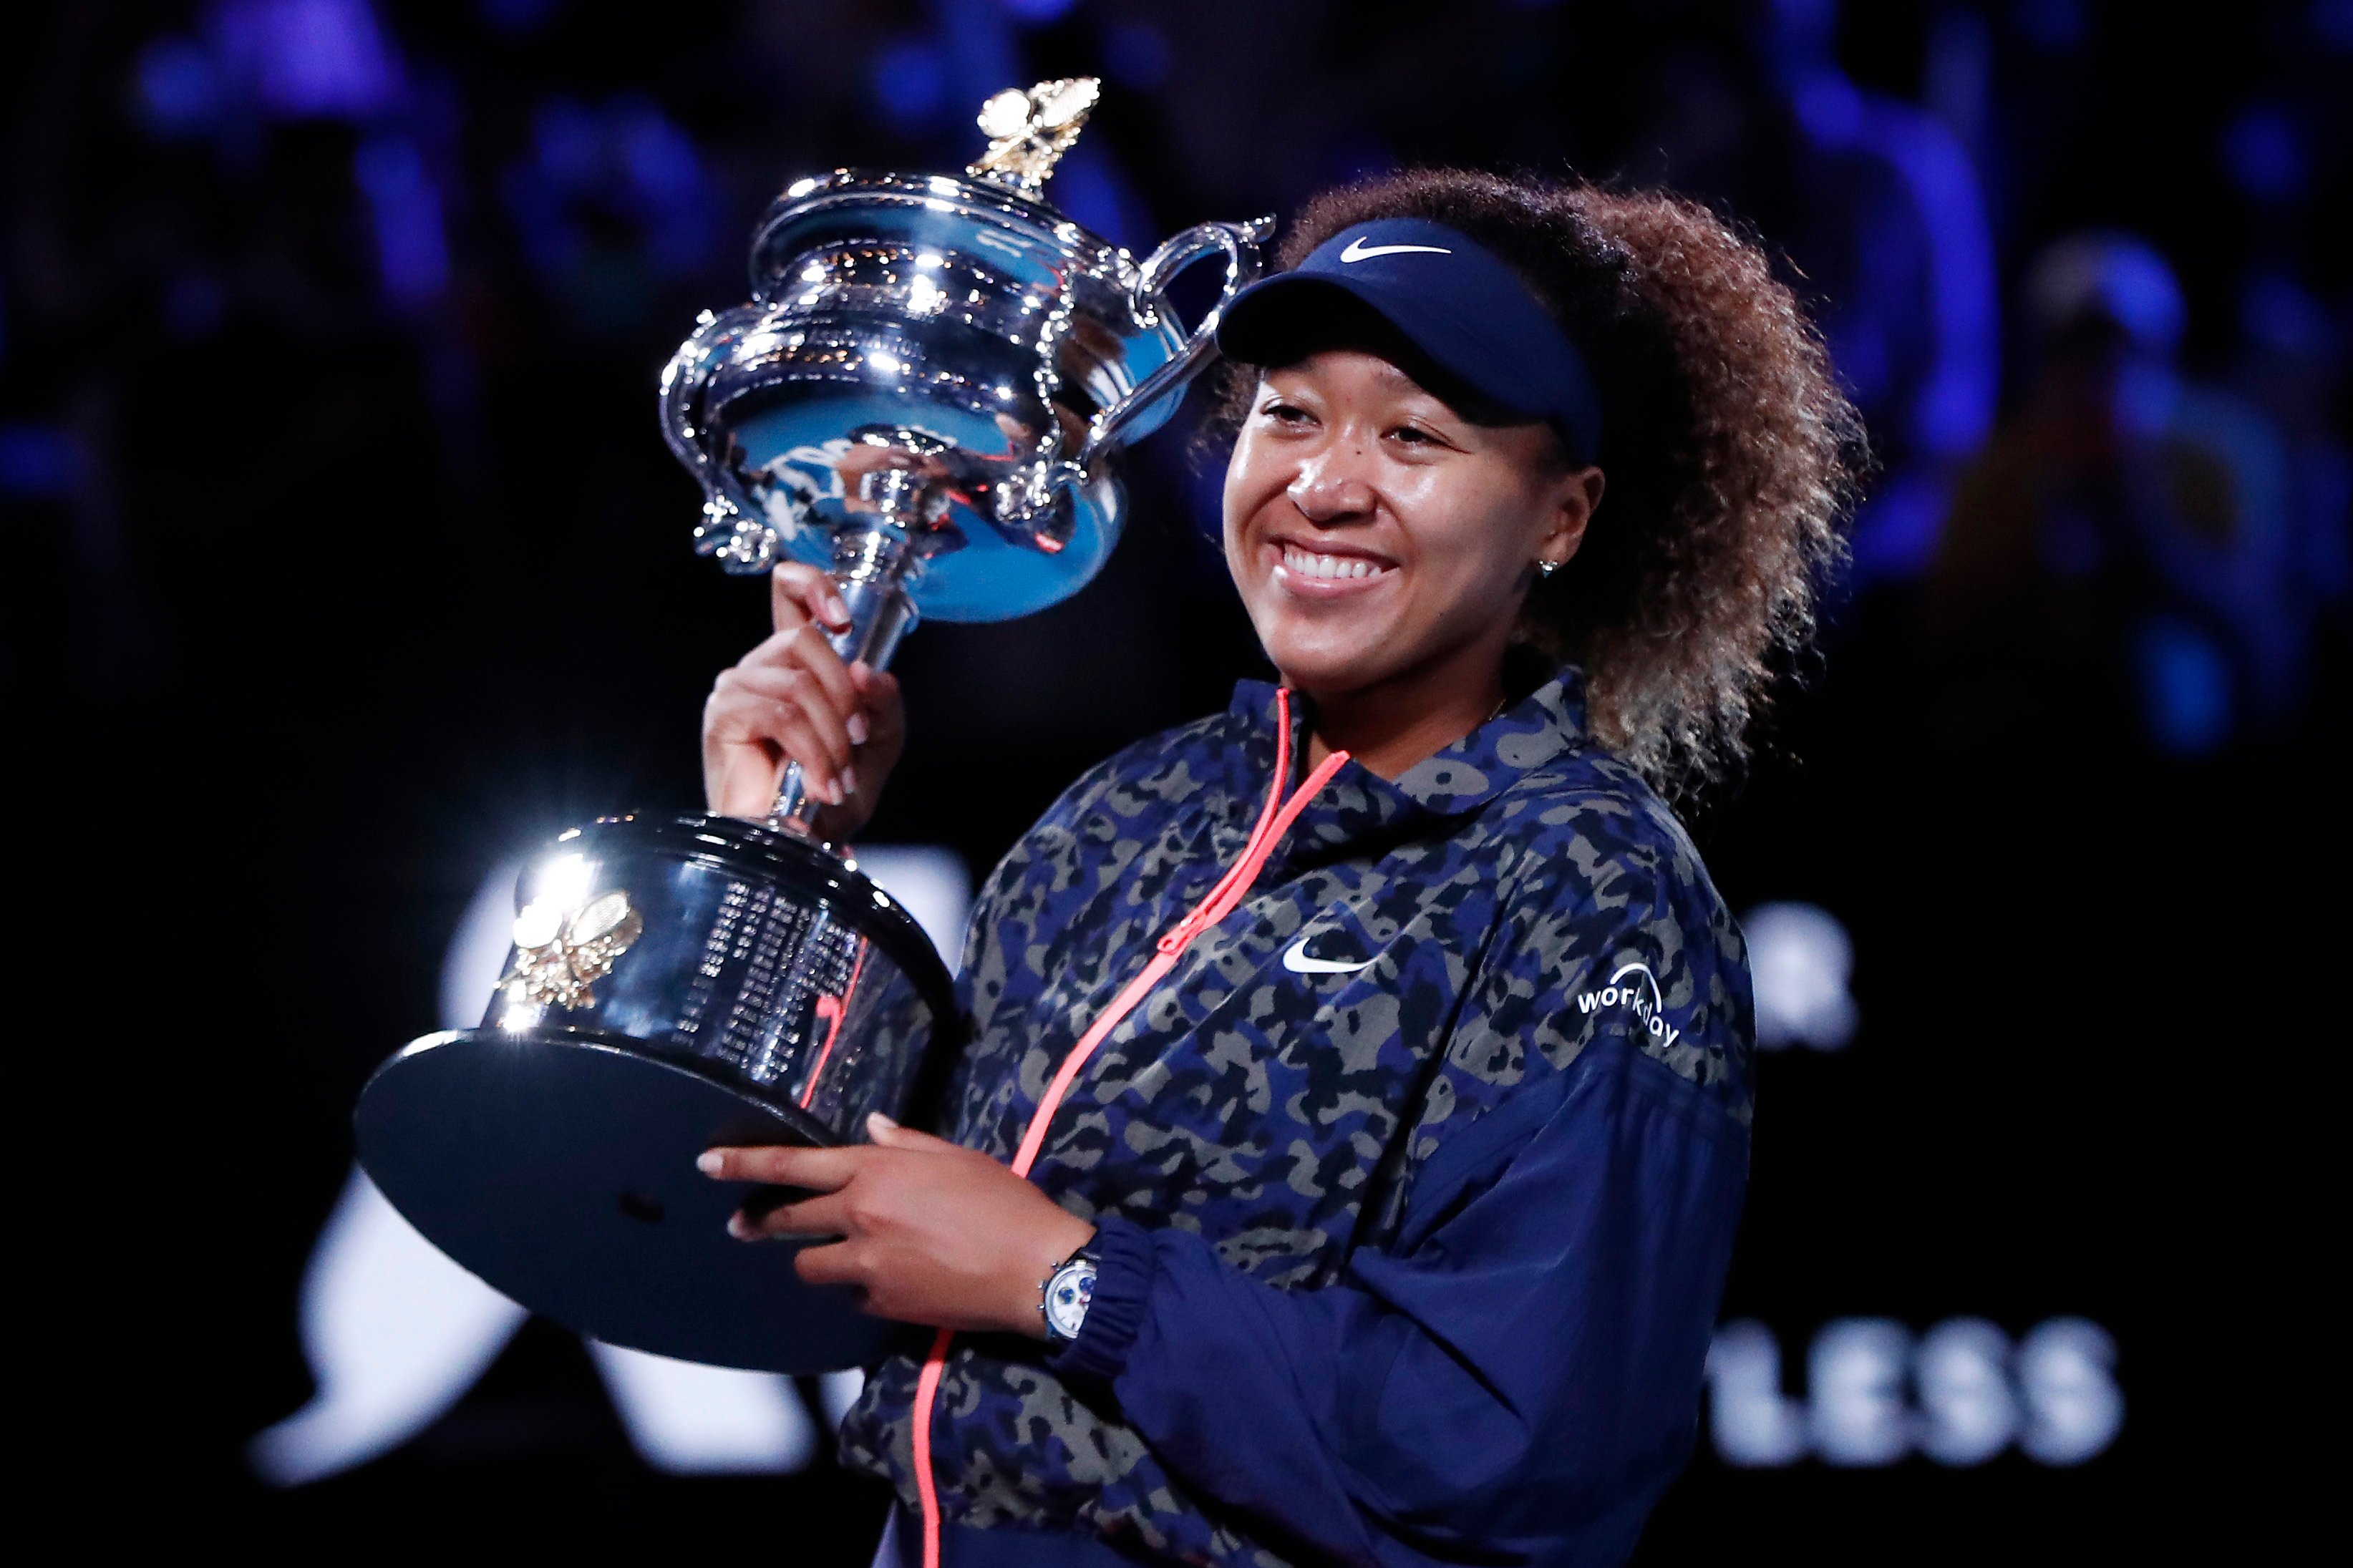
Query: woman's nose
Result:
<box><xmin>1286</xmin><ymin>448</ymin><xmax>1379</xmax><ymax>522</ymax></box>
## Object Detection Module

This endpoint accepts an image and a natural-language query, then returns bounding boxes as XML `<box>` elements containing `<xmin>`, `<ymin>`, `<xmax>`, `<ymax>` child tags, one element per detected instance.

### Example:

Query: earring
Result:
<box><xmin>1534</xmin><ymin>559</ymin><xmax>1561</xmax><ymax>580</ymax></box>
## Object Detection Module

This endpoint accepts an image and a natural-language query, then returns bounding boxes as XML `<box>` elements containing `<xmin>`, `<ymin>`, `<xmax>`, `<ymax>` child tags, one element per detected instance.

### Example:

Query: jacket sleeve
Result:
<box><xmin>1046</xmin><ymin>950</ymin><xmax>1750</xmax><ymax>1564</ymax></box>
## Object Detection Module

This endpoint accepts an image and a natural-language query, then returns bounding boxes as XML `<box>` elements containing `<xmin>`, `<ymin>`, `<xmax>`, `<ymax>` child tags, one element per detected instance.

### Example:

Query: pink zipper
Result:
<box><xmin>909</xmin><ymin>688</ymin><xmax>1348</xmax><ymax>1568</ymax></box>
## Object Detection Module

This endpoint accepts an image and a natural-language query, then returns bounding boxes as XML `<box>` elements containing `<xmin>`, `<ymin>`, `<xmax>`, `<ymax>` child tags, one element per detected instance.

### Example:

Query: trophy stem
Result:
<box><xmin>766</xmin><ymin>477</ymin><xmax>932</xmax><ymax>832</ymax></box>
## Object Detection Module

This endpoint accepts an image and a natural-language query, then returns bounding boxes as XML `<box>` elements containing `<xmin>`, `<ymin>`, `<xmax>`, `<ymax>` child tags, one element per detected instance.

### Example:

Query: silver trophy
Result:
<box><xmin>355</xmin><ymin>80</ymin><xmax>1267</xmax><ymax>1373</ymax></box>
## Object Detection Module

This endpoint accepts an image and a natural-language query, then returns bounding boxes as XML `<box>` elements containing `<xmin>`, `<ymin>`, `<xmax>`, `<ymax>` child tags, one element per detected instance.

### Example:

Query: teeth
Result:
<box><xmin>1282</xmin><ymin>547</ymin><xmax>1385</xmax><ymax>581</ymax></box>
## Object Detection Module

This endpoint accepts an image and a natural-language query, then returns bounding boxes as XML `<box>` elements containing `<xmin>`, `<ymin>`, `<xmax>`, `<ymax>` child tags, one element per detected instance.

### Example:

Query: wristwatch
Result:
<box><xmin>1039</xmin><ymin>1244</ymin><xmax>1100</xmax><ymax>1343</ymax></box>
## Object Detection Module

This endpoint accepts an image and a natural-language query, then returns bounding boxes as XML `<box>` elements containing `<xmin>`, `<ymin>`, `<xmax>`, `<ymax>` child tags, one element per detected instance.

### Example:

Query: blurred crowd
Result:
<box><xmin>8</xmin><ymin>0</ymin><xmax>2344</xmax><ymax>776</ymax></box>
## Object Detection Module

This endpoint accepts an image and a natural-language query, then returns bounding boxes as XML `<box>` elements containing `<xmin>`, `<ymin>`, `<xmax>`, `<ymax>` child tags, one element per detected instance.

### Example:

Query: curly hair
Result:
<box><xmin>1205</xmin><ymin>169</ymin><xmax>1861</xmax><ymax>794</ymax></box>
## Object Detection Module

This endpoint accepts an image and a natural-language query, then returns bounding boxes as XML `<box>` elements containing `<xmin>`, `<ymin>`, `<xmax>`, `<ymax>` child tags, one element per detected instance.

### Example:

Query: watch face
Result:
<box><xmin>1044</xmin><ymin>1258</ymin><xmax>1097</xmax><ymax>1340</ymax></box>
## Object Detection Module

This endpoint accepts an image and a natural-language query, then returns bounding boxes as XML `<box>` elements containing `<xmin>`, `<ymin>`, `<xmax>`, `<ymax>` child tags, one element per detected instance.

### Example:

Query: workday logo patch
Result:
<box><xmin>1578</xmin><ymin>961</ymin><xmax>1684</xmax><ymax>1049</ymax></box>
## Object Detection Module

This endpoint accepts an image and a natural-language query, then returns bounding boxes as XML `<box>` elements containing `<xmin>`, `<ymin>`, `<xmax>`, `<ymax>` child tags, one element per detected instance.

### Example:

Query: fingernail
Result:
<box><xmin>828</xmin><ymin>594</ymin><xmax>851</xmax><ymax>627</ymax></box>
<box><xmin>868</xmin><ymin>1111</ymin><xmax>898</xmax><ymax>1136</ymax></box>
<box><xmin>838</xmin><ymin>766</ymin><xmax>858</xmax><ymax>798</ymax></box>
<box><xmin>727</xmin><ymin>1212</ymin><xmax>753</xmax><ymax>1240</ymax></box>
<box><xmin>697</xmin><ymin>1151</ymin><xmax>724</xmax><ymax>1176</ymax></box>
<box><xmin>847</xmin><ymin>712</ymin><xmax>870</xmax><ymax>746</ymax></box>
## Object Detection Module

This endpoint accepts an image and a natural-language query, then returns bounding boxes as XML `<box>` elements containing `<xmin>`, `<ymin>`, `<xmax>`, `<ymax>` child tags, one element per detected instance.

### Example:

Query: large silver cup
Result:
<box><xmin>356</xmin><ymin>80</ymin><xmax>1266</xmax><ymax>1372</ymax></box>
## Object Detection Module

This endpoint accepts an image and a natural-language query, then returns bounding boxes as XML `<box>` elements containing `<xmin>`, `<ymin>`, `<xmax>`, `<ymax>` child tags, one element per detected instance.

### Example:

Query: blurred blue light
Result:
<box><xmin>996</xmin><ymin>0</ymin><xmax>1074</xmax><ymax>22</ymax></box>
<box><xmin>1847</xmin><ymin>469</ymin><xmax>1951</xmax><ymax>585</ymax></box>
<box><xmin>871</xmin><ymin>39</ymin><xmax>951</xmax><ymax>130</ymax></box>
<box><xmin>2221</xmin><ymin>106</ymin><xmax>2306</xmax><ymax>203</ymax></box>
<box><xmin>2138</xmin><ymin>616</ymin><xmax>2233</xmax><ymax>755</ymax></box>
<box><xmin>612</xmin><ymin>98</ymin><xmax>717</xmax><ymax>278</ymax></box>
<box><xmin>477</xmin><ymin>0</ymin><xmax>562</xmax><ymax>31</ymax></box>
<box><xmin>2012</xmin><ymin>0</ymin><xmax>2087</xmax><ymax>53</ymax></box>
<box><xmin>1772</xmin><ymin>0</ymin><xmax>1836</xmax><ymax>42</ymax></box>
<box><xmin>0</xmin><ymin>423</ymin><xmax>84</xmax><ymax>500</ymax></box>
<box><xmin>2240</xmin><ymin>271</ymin><xmax>2336</xmax><ymax>360</ymax></box>
<box><xmin>137</xmin><ymin>38</ymin><xmax>226</xmax><ymax>136</ymax></box>
<box><xmin>533</xmin><ymin>97</ymin><xmax>602</xmax><ymax>187</ymax></box>
<box><xmin>165</xmin><ymin>275</ymin><xmax>228</xmax><ymax>339</ymax></box>
<box><xmin>2024</xmin><ymin>233</ymin><xmax>2186</xmax><ymax>353</ymax></box>
<box><xmin>2314</xmin><ymin>0</ymin><xmax>2353</xmax><ymax>49</ymax></box>
<box><xmin>615</xmin><ymin>100</ymin><xmax>702</xmax><ymax>205</ymax></box>
<box><xmin>354</xmin><ymin>132</ymin><xmax>425</xmax><ymax>197</ymax></box>
<box><xmin>1046</xmin><ymin>142</ymin><xmax>1152</xmax><ymax>253</ymax></box>
<box><xmin>503</xmin><ymin>168</ymin><xmax>572</xmax><ymax>276</ymax></box>
<box><xmin>1782</xmin><ymin>67</ymin><xmax>1998</xmax><ymax>471</ymax></box>
<box><xmin>211</xmin><ymin>0</ymin><xmax>405</xmax><ymax>120</ymax></box>
<box><xmin>354</xmin><ymin>135</ymin><xmax>450</xmax><ymax>308</ymax></box>
<box><xmin>1790</xmin><ymin>72</ymin><xmax>1863</xmax><ymax>142</ymax></box>
<box><xmin>505</xmin><ymin>94</ymin><xmax>717</xmax><ymax>287</ymax></box>
<box><xmin>1103</xmin><ymin>22</ymin><xmax>1173</xmax><ymax>91</ymax></box>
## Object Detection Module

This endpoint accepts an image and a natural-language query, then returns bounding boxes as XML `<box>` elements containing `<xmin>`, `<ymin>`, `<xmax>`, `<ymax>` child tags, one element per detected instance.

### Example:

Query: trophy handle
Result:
<box><xmin>998</xmin><ymin>217</ymin><xmax>1271</xmax><ymax>526</ymax></box>
<box><xmin>661</xmin><ymin>304</ymin><xmax>782</xmax><ymax>569</ymax></box>
<box><xmin>1080</xmin><ymin>215</ymin><xmax>1277</xmax><ymax>467</ymax></box>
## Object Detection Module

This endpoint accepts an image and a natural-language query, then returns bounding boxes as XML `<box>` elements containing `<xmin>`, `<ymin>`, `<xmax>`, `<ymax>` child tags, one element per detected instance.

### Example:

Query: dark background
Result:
<box><xmin>9</xmin><ymin>0</ymin><xmax>2344</xmax><ymax>1559</ymax></box>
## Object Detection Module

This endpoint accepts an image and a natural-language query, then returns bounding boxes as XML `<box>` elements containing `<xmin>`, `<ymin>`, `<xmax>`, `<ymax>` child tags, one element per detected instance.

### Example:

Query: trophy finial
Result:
<box><xmin>967</xmin><ymin>77</ymin><xmax>1102</xmax><ymax>194</ymax></box>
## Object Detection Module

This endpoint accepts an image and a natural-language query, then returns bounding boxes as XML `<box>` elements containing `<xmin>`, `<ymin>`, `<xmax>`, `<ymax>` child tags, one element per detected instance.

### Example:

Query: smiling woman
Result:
<box><xmin>698</xmin><ymin>167</ymin><xmax>1860</xmax><ymax>1568</ymax></box>
<box><xmin>1218</xmin><ymin>346</ymin><xmax>1601</xmax><ymax>778</ymax></box>
<box><xmin>1208</xmin><ymin>170</ymin><xmax>1862</xmax><ymax>792</ymax></box>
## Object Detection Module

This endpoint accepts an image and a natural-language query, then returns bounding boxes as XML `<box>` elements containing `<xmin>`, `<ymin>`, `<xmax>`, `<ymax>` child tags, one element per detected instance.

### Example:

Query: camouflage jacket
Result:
<box><xmin>843</xmin><ymin>668</ymin><xmax>1755</xmax><ymax>1567</ymax></box>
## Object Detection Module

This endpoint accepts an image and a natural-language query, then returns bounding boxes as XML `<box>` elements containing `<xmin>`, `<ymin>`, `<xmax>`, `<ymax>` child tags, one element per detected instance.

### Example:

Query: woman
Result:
<box><xmin>697</xmin><ymin>170</ymin><xmax>1855</xmax><ymax>1567</ymax></box>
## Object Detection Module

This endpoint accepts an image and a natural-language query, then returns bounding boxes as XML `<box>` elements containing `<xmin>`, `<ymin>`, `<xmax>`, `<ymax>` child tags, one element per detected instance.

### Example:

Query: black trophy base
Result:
<box><xmin>355</xmin><ymin>1028</ymin><xmax>893</xmax><ymax>1373</ymax></box>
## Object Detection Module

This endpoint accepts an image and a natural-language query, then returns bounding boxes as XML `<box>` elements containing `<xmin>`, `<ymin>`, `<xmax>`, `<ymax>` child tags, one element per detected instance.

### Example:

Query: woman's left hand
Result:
<box><xmin>699</xmin><ymin>1114</ymin><xmax>1097</xmax><ymax>1338</ymax></box>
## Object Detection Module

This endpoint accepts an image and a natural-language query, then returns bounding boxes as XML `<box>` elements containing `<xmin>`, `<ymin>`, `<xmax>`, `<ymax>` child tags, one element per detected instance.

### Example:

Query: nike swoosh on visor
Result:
<box><xmin>1339</xmin><ymin>236</ymin><xmax>1453</xmax><ymax>263</ymax></box>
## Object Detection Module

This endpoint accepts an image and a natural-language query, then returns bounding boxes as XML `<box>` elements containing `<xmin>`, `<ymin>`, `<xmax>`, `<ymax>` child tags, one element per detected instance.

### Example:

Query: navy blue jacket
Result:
<box><xmin>849</xmin><ymin>668</ymin><xmax>1754</xmax><ymax>1567</ymax></box>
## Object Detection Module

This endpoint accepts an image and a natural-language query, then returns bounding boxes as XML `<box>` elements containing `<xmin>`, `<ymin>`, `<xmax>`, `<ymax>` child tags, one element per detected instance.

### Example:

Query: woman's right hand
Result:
<box><xmin>702</xmin><ymin>563</ymin><xmax>906</xmax><ymax>838</ymax></box>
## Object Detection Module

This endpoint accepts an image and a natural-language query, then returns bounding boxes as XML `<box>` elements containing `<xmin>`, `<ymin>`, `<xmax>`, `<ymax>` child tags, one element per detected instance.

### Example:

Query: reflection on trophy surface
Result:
<box><xmin>353</xmin><ymin>79</ymin><xmax>1269</xmax><ymax>1373</ymax></box>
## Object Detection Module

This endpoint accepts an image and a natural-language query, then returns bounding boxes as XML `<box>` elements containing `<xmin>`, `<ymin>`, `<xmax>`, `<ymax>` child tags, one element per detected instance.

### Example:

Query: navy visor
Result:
<box><xmin>1216</xmin><ymin>218</ymin><xmax>1604</xmax><ymax>464</ymax></box>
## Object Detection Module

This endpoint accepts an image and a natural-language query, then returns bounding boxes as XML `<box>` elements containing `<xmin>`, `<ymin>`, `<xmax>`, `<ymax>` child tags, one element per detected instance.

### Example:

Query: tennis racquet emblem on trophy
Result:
<box><xmin>354</xmin><ymin>79</ymin><xmax>1268</xmax><ymax>1373</ymax></box>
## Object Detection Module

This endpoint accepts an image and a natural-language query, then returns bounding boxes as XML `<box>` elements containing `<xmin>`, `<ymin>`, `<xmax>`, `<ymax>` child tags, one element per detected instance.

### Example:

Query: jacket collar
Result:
<box><xmin>1218</xmin><ymin>659</ymin><xmax>1591</xmax><ymax>854</ymax></box>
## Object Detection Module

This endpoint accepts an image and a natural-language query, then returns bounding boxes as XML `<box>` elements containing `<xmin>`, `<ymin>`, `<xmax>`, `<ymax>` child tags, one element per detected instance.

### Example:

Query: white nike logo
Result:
<box><xmin>1283</xmin><ymin>934</ymin><xmax>1377</xmax><ymax>974</ymax></box>
<box><xmin>1339</xmin><ymin>236</ymin><xmax>1453</xmax><ymax>263</ymax></box>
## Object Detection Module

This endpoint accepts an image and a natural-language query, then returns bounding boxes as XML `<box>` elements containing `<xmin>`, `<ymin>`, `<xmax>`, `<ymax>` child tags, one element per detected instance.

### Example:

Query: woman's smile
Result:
<box><xmin>1269</xmin><ymin>537</ymin><xmax>1400</xmax><ymax>595</ymax></box>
